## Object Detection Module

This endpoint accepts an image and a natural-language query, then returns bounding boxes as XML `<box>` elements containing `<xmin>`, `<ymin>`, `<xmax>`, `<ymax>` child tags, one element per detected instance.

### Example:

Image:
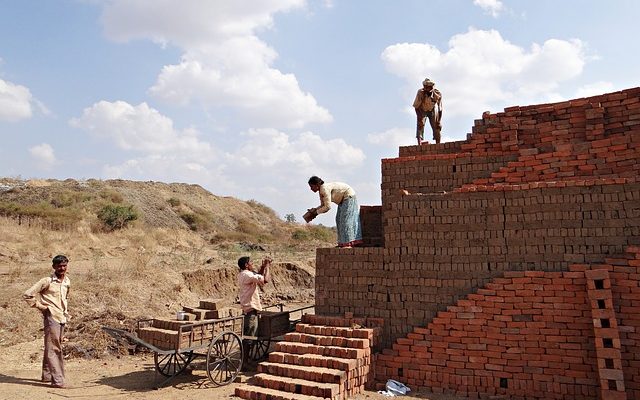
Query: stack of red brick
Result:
<box><xmin>234</xmin><ymin>314</ymin><xmax>383</xmax><ymax>400</ymax></box>
<box><xmin>136</xmin><ymin>298</ymin><xmax>243</xmax><ymax>351</ymax></box>
<box><xmin>316</xmin><ymin>87</ymin><xmax>640</xmax><ymax>399</ymax></box>
<box><xmin>374</xmin><ymin>246</ymin><xmax>640</xmax><ymax>399</ymax></box>
<box><xmin>182</xmin><ymin>298</ymin><xmax>242</xmax><ymax>320</ymax></box>
<box><xmin>381</xmin><ymin>87</ymin><xmax>640</xmax><ymax>201</ymax></box>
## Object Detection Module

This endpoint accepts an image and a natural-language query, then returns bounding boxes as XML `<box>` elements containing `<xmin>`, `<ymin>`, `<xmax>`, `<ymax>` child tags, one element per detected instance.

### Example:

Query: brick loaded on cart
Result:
<box><xmin>102</xmin><ymin>299</ymin><xmax>314</xmax><ymax>387</ymax></box>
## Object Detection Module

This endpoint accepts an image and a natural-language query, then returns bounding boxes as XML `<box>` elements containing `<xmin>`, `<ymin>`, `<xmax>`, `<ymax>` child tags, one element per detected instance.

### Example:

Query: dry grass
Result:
<box><xmin>0</xmin><ymin>206</ymin><xmax>324</xmax><ymax>358</ymax></box>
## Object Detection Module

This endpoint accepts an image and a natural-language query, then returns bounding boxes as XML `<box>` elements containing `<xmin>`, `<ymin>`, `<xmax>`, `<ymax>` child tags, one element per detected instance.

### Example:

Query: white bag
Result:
<box><xmin>385</xmin><ymin>379</ymin><xmax>411</xmax><ymax>396</ymax></box>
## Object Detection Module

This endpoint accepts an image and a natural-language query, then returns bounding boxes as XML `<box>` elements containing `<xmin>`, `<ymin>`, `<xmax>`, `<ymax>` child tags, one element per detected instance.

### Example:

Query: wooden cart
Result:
<box><xmin>102</xmin><ymin>304</ymin><xmax>314</xmax><ymax>387</ymax></box>
<box><xmin>244</xmin><ymin>303</ymin><xmax>314</xmax><ymax>361</ymax></box>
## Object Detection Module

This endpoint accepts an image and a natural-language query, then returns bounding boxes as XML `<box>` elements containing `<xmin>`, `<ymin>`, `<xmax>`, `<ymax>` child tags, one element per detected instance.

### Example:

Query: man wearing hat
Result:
<box><xmin>412</xmin><ymin>78</ymin><xmax>443</xmax><ymax>145</ymax></box>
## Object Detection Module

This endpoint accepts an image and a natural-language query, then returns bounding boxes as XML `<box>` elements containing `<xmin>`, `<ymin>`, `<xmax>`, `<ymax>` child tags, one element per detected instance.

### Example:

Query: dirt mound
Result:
<box><xmin>181</xmin><ymin>261</ymin><xmax>315</xmax><ymax>304</ymax></box>
<box><xmin>182</xmin><ymin>267</ymin><xmax>239</xmax><ymax>299</ymax></box>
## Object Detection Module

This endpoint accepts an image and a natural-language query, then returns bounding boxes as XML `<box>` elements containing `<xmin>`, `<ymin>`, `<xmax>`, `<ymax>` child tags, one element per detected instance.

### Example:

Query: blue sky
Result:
<box><xmin>1</xmin><ymin>0</ymin><xmax>639</xmax><ymax>226</ymax></box>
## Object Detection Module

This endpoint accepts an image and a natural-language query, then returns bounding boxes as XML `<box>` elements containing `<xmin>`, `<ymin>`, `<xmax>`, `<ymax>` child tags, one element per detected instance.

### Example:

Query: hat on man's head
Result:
<box><xmin>422</xmin><ymin>78</ymin><xmax>435</xmax><ymax>87</ymax></box>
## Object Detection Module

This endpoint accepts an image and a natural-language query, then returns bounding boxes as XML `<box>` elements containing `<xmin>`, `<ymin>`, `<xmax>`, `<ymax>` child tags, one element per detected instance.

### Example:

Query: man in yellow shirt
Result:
<box><xmin>23</xmin><ymin>255</ymin><xmax>71</xmax><ymax>389</ymax></box>
<box><xmin>413</xmin><ymin>78</ymin><xmax>443</xmax><ymax>145</ymax></box>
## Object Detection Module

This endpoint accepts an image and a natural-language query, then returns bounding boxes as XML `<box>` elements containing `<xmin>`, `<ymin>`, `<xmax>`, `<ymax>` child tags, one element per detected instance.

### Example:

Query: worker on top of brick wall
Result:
<box><xmin>413</xmin><ymin>78</ymin><xmax>443</xmax><ymax>145</ymax></box>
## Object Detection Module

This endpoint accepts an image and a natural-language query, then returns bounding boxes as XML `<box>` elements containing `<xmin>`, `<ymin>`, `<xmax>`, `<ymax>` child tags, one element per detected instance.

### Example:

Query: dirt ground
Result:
<box><xmin>0</xmin><ymin>339</ymin><xmax>472</xmax><ymax>400</ymax></box>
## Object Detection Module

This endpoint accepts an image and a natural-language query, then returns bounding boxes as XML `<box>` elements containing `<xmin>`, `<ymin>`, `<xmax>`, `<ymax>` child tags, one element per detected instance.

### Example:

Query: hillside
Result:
<box><xmin>0</xmin><ymin>178</ymin><xmax>334</xmax><ymax>358</ymax></box>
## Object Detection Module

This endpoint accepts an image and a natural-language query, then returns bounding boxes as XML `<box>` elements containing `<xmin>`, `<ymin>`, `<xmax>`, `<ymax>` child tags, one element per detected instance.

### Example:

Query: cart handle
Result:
<box><xmin>263</xmin><ymin>303</ymin><xmax>284</xmax><ymax>312</ymax></box>
<box><xmin>101</xmin><ymin>326</ymin><xmax>167</xmax><ymax>354</ymax></box>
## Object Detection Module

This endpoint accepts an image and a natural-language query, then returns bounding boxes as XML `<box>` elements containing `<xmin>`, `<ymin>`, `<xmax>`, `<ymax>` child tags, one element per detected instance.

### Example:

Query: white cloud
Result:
<box><xmin>149</xmin><ymin>41</ymin><xmax>332</xmax><ymax>128</ymax></box>
<box><xmin>69</xmin><ymin>101</ymin><xmax>362</xmax><ymax>217</ymax></box>
<box><xmin>322</xmin><ymin>0</ymin><xmax>335</xmax><ymax>8</ymax></box>
<box><xmin>101</xmin><ymin>0</ymin><xmax>305</xmax><ymax>47</ymax></box>
<box><xmin>69</xmin><ymin>100</ymin><xmax>214</xmax><ymax>160</ymax></box>
<box><xmin>29</xmin><ymin>143</ymin><xmax>56</xmax><ymax>168</ymax></box>
<box><xmin>576</xmin><ymin>81</ymin><xmax>615</xmax><ymax>98</ymax></box>
<box><xmin>220</xmin><ymin>128</ymin><xmax>366</xmax><ymax>222</ymax></box>
<box><xmin>100</xmin><ymin>1</ymin><xmax>331</xmax><ymax>129</ymax></box>
<box><xmin>228</xmin><ymin>128</ymin><xmax>365</xmax><ymax>170</ymax></box>
<box><xmin>473</xmin><ymin>0</ymin><xmax>504</xmax><ymax>17</ymax></box>
<box><xmin>381</xmin><ymin>28</ymin><xmax>588</xmax><ymax>126</ymax></box>
<box><xmin>367</xmin><ymin>127</ymin><xmax>416</xmax><ymax>148</ymax></box>
<box><xmin>103</xmin><ymin>153</ymin><xmax>229</xmax><ymax>185</ymax></box>
<box><xmin>0</xmin><ymin>79</ymin><xmax>33</xmax><ymax>122</ymax></box>
<box><xmin>101</xmin><ymin>127</ymin><xmax>365</xmax><ymax>221</ymax></box>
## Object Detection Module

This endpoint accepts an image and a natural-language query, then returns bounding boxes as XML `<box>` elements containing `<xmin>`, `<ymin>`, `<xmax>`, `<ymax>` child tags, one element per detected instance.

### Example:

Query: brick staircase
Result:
<box><xmin>373</xmin><ymin>246</ymin><xmax>640</xmax><ymax>399</ymax></box>
<box><xmin>235</xmin><ymin>314</ymin><xmax>383</xmax><ymax>400</ymax></box>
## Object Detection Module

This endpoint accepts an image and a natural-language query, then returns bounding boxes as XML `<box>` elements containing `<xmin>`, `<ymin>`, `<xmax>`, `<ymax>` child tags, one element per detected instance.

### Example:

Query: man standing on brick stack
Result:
<box><xmin>237</xmin><ymin>256</ymin><xmax>271</xmax><ymax>336</ymax></box>
<box><xmin>23</xmin><ymin>255</ymin><xmax>71</xmax><ymax>389</ymax></box>
<box><xmin>413</xmin><ymin>78</ymin><xmax>443</xmax><ymax>145</ymax></box>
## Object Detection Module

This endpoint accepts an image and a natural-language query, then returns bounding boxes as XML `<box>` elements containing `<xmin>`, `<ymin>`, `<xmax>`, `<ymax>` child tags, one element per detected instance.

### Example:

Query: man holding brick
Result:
<box><xmin>237</xmin><ymin>256</ymin><xmax>271</xmax><ymax>336</ymax></box>
<box><xmin>23</xmin><ymin>255</ymin><xmax>71</xmax><ymax>389</ymax></box>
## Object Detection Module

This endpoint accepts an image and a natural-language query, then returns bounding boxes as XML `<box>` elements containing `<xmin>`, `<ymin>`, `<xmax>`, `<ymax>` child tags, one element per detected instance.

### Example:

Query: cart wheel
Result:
<box><xmin>154</xmin><ymin>351</ymin><xmax>194</xmax><ymax>377</ymax></box>
<box><xmin>206</xmin><ymin>331</ymin><xmax>243</xmax><ymax>386</ymax></box>
<box><xmin>248</xmin><ymin>338</ymin><xmax>271</xmax><ymax>361</ymax></box>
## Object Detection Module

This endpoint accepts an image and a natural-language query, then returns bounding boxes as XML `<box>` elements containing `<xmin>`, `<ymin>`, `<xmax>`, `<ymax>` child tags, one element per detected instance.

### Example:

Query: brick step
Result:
<box><xmin>274</xmin><ymin>341</ymin><xmax>370</xmax><ymax>359</ymax></box>
<box><xmin>268</xmin><ymin>351</ymin><xmax>363</xmax><ymax>371</ymax></box>
<box><xmin>234</xmin><ymin>383</ymin><xmax>325</xmax><ymax>400</ymax></box>
<box><xmin>252</xmin><ymin>373</ymin><xmax>341</xmax><ymax>400</ymax></box>
<box><xmin>295</xmin><ymin>323</ymin><xmax>373</xmax><ymax>340</ymax></box>
<box><xmin>301</xmin><ymin>314</ymin><xmax>359</xmax><ymax>328</ymax></box>
<box><xmin>257</xmin><ymin>362</ymin><xmax>346</xmax><ymax>385</ymax></box>
<box><xmin>283</xmin><ymin>332</ymin><xmax>369</xmax><ymax>349</ymax></box>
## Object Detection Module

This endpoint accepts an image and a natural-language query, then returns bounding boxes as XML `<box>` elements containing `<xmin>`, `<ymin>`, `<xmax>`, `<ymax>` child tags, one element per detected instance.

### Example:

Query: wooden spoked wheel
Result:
<box><xmin>247</xmin><ymin>338</ymin><xmax>271</xmax><ymax>361</ymax></box>
<box><xmin>206</xmin><ymin>332</ymin><xmax>243</xmax><ymax>386</ymax></box>
<box><xmin>153</xmin><ymin>351</ymin><xmax>194</xmax><ymax>377</ymax></box>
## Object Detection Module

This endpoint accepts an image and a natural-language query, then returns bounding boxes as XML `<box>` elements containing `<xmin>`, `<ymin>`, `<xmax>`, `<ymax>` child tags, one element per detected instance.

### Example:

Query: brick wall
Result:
<box><xmin>320</xmin><ymin>181</ymin><xmax>640</xmax><ymax>346</ymax></box>
<box><xmin>316</xmin><ymin>87</ymin><xmax>640</xmax><ymax>398</ymax></box>
<box><xmin>359</xmin><ymin>206</ymin><xmax>383</xmax><ymax>247</ymax></box>
<box><xmin>374</xmin><ymin>247</ymin><xmax>640</xmax><ymax>400</ymax></box>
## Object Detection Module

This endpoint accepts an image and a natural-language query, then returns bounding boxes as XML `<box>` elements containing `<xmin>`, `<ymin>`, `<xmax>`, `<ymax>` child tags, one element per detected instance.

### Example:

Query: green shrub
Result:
<box><xmin>97</xmin><ymin>204</ymin><xmax>138</xmax><ymax>230</ymax></box>
<box><xmin>291</xmin><ymin>229</ymin><xmax>311</xmax><ymax>241</ymax></box>
<box><xmin>50</xmin><ymin>190</ymin><xmax>94</xmax><ymax>208</ymax></box>
<box><xmin>179</xmin><ymin>212</ymin><xmax>211</xmax><ymax>231</ymax></box>
<box><xmin>167</xmin><ymin>197</ymin><xmax>181</xmax><ymax>207</ymax></box>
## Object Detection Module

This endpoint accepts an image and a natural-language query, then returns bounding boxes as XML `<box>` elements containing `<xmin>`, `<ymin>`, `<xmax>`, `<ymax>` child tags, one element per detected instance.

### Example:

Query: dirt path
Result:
<box><xmin>1</xmin><ymin>340</ymin><xmax>471</xmax><ymax>400</ymax></box>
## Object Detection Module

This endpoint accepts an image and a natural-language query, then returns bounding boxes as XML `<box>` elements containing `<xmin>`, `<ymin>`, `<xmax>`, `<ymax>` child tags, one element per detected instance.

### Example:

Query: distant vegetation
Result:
<box><xmin>247</xmin><ymin>199</ymin><xmax>279</xmax><ymax>219</ymax></box>
<box><xmin>97</xmin><ymin>204</ymin><xmax>139</xmax><ymax>231</ymax></box>
<box><xmin>0</xmin><ymin>200</ymin><xmax>82</xmax><ymax>229</ymax></box>
<box><xmin>0</xmin><ymin>179</ymin><xmax>337</xmax><ymax>247</ymax></box>
<box><xmin>291</xmin><ymin>224</ymin><xmax>335</xmax><ymax>242</ymax></box>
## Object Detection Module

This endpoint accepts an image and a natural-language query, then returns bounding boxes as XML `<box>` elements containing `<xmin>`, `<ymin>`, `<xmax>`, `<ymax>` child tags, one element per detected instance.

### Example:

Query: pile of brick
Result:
<box><xmin>234</xmin><ymin>314</ymin><xmax>383</xmax><ymax>400</ymax></box>
<box><xmin>181</xmin><ymin>298</ymin><xmax>242</xmax><ymax>320</ymax></box>
<box><xmin>374</xmin><ymin>246</ymin><xmax>640</xmax><ymax>400</ymax></box>
<box><xmin>315</xmin><ymin>86</ymin><xmax>640</xmax><ymax>399</ymax></box>
<box><xmin>136</xmin><ymin>298</ymin><xmax>243</xmax><ymax>351</ymax></box>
